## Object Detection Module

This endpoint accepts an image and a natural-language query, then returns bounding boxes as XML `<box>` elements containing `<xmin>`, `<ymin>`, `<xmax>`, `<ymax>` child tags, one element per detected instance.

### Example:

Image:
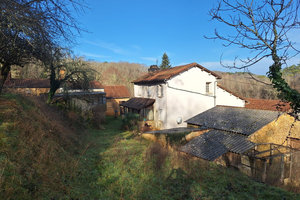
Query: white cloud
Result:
<box><xmin>85</xmin><ymin>40</ymin><xmax>127</xmax><ymax>55</ymax></box>
<box><xmin>79</xmin><ymin>52</ymin><xmax>110</xmax><ymax>59</ymax></box>
<box><xmin>140</xmin><ymin>57</ymin><xmax>158</xmax><ymax>62</ymax></box>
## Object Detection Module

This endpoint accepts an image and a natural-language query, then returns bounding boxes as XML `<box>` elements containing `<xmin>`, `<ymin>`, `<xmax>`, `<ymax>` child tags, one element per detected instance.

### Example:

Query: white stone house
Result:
<box><xmin>122</xmin><ymin>63</ymin><xmax>245</xmax><ymax>129</ymax></box>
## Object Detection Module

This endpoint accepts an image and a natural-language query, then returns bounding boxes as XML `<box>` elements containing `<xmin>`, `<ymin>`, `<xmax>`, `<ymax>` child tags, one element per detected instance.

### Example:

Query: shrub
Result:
<box><xmin>121</xmin><ymin>113</ymin><xmax>139</xmax><ymax>131</ymax></box>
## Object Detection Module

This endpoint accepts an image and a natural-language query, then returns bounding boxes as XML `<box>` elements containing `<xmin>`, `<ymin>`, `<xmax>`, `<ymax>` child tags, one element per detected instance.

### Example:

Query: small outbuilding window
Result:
<box><xmin>206</xmin><ymin>82</ymin><xmax>211</xmax><ymax>94</ymax></box>
<box><xmin>157</xmin><ymin>85</ymin><xmax>163</xmax><ymax>97</ymax></box>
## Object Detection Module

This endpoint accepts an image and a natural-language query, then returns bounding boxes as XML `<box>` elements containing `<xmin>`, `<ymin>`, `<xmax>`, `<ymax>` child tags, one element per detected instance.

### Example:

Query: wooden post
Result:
<box><xmin>280</xmin><ymin>155</ymin><xmax>285</xmax><ymax>183</ymax></box>
<box><xmin>270</xmin><ymin>144</ymin><xmax>273</xmax><ymax>165</ymax></box>
<box><xmin>289</xmin><ymin>150</ymin><xmax>293</xmax><ymax>182</ymax></box>
<box><xmin>262</xmin><ymin>159</ymin><xmax>267</xmax><ymax>182</ymax></box>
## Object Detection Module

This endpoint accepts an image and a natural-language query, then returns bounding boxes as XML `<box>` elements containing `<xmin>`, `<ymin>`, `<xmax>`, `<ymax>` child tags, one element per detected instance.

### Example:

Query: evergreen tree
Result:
<box><xmin>160</xmin><ymin>53</ymin><xmax>171</xmax><ymax>69</ymax></box>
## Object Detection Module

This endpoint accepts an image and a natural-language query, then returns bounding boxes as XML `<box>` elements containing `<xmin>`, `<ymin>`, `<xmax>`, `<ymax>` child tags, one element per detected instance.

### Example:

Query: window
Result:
<box><xmin>206</xmin><ymin>82</ymin><xmax>211</xmax><ymax>94</ymax></box>
<box><xmin>145</xmin><ymin>107</ymin><xmax>154</xmax><ymax>120</ymax></box>
<box><xmin>157</xmin><ymin>85</ymin><xmax>163</xmax><ymax>97</ymax></box>
<box><xmin>147</xmin><ymin>86</ymin><xmax>151</xmax><ymax>97</ymax></box>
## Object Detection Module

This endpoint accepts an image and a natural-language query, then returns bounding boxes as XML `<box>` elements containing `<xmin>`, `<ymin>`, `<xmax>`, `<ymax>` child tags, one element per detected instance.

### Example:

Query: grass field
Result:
<box><xmin>1</xmin><ymin>93</ymin><xmax>299</xmax><ymax>199</ymax></box>
<box><xmin>71</xmin><ymin>117</ymin><xmax>300</xmax><ymax>200</ymax></box>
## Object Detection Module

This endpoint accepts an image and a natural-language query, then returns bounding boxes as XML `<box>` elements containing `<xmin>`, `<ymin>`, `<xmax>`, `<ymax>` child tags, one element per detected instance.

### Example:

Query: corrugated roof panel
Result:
<box><xmin>180</xmin><ymin>130</ymin><xmax>255</xmax><ymax>161</ymax></box>
<box><xmin>144</xmin><ymin>127</ymin><xmax>207</xmax><ymax>135</ymax></box>
<box><xmin>186</xmin><ymin>106</ymin><xmax>280</xmax><ymax>136</ymax></box>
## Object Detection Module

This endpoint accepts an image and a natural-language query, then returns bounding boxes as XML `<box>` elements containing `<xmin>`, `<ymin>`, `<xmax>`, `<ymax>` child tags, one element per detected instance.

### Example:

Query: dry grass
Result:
<box><xmin>0</xmin><ymin>94</ymin><xmax>85</xmax><ymax>199</ymax></box>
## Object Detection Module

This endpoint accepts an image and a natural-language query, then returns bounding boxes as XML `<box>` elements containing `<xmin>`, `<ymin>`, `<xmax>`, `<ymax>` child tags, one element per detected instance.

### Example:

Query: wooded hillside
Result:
<box><xmin>216</xmin><ymin>71</ymin><xmax>300</xmax><ymax>99</ymax></box>
<box><xmin>14</xmin><ymin>61</ymin><xmax>300</xmax><ymax>99</ymax></box>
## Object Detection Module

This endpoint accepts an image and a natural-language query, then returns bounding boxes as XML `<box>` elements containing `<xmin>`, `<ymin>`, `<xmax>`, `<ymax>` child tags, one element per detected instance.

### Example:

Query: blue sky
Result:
<box><xmin>72</xmin><ymin>0</ymin><xmax>300</xmax><ymax>75</ymax></box>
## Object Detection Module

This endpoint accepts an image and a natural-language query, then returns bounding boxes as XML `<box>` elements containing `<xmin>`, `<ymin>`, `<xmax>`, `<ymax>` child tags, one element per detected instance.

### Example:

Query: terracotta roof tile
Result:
<box><xmin>133</xmin><ymin>63</ymin><xmax>221</xmax><ymax>84</ymax></box>
<box><xmin>4</xmin><ymin>79</ymin><xmax>104</xmax><ymax>90</ymax></box>
<box><xmin>104</xmin><ymin>85</ymin><xmax>130</xmax><ymax>98</ymax></box>
<box><xmin>245</xmin><ymin>98</ymin><xmax>291</xmax><ymax>112</ymax></box>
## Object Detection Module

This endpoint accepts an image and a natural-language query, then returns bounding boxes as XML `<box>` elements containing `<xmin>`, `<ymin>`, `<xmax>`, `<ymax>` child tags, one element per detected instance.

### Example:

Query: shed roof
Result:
<box><xmin>144</xmin><ymin>127</ymin><xmax>206</xmax><ymax>135</ymax></box>
<box><xmin>104</xmin><ymin>85</ymin><xmax>130</xmax><ymax>98</ymax></box>
<box><xmin>120</xmin><ymin>97</ymin><xmax>155</xmax><ymax>110</ymax></box>
<box><xmin>4</xmin><ymin>79</ymin><xmax>103</xmax><ymax>90</ymax></box>
<box><xmin>133</xmin><ymin>63</ymin><xmax>221</xmax><ymax>84</ymax></box>
<box><xmin>180</xmin><ymin>130</ymin><xmax>255</xmax><ymax>161</ymax></box>
<box><xmin>4</xmin><ymin>79</ymin><xmax>50</xmax><ymax>88</ymax></box>
<box><xmin>245</xmin><ymin>98</ymin><xmax>290</xmax><ymax>112</ymax></box>
<box><xmin>186</xmin><ymin>106</ymin><xmax>280</xmax><ymax>136</ymax></box>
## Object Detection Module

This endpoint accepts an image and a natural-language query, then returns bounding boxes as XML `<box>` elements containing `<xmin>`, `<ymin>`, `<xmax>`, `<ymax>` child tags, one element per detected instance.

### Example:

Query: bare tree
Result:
<box><xmin>0</xmin><ymin>0</ymin><xmax>84</xmax><ymax>92</ymax></box>
<box><xmin>208</xmin><ymin>0</ymin><xmax>300</xmax><ymax>114</ymax></box>
<box><xmin>47</xmin><ymin>49</ymin><xmax>94</xmax><ymax>102</ymax></box>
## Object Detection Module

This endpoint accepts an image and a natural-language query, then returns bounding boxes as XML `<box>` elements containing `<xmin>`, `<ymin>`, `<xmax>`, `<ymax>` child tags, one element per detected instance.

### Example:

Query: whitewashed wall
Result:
<box><xmin>216</xmin><ymin>86</ymin><xmax>245</xmax><ymax>107</ymax></box>
<box><xmin>134</xmin><ymin>84</ymin><xmax>167</xmax><ymax>128</ymax></box>
<box><xmin>165</xmin><ymin>67</ymin><xmax>217</xmax><ymax>128</ymax></box>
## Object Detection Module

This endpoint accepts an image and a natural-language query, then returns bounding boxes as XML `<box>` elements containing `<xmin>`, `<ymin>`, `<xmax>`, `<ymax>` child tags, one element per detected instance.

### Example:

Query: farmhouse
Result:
<box><xmin>122</xmin><ymin>63</ymin><xmax>246</xmax><ymax>129</ymax></box>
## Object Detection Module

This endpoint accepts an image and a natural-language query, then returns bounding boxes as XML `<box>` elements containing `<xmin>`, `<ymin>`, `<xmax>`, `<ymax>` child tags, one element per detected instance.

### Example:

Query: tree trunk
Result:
<box><xmin>0</xmin><ymin>64</ymin><xmax>11</xmax><ymax>94</ymax></box>
<box><xmin>47</xmin><ymin>64</ymin><xmax>61</xmax><ymax>103</ymax></box>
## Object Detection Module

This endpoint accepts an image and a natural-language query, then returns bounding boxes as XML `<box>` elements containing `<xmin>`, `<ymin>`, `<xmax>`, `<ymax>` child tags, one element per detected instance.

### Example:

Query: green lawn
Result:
<box><xmin>69</xmin><ymin>117</ymin><xmax>300</xmax><ymax>200</ymax></box>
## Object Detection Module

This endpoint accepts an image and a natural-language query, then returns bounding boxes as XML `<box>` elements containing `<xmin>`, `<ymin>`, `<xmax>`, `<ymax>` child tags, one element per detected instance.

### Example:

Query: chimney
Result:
<box><xmin>59</xmin><ymin>68</ymin><xmax>66</xmax><ymax>79</ymax></box>
<box><xmin>148</xmin><ymin>65</ymin><xmax>159</xmax><ymax>73</ymax></box>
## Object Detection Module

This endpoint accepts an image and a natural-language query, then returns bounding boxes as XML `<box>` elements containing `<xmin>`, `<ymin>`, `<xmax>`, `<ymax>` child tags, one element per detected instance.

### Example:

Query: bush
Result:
<box><xmin>121</xmin><ymin>113</ymin><xmax>139</xmax><ymax>131</ymax></box>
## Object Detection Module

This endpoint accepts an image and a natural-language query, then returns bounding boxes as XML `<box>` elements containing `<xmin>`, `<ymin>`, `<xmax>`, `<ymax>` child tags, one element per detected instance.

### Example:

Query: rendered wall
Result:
<box><xmin>134</xmin><ymin>84</ymin><xmax>167</xmax><ymax>129</ymax></box>
<box><xmin>106</xmin><ymin>98</ymin><xmax>129</xmax><ymax>116</ymax></box>
<box><xmin>166</xmin><ymin>67</ymin><xmax>217</xmax><ymax>128</ymax></box>
<box><xmin>216</xmin><ymin>86</ymin><xmax>245</xmax><ymax>107</ymax></box>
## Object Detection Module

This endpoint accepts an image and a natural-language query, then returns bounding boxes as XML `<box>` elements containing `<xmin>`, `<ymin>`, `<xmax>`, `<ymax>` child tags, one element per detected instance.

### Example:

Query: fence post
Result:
<box><xmin>280</xmin><ymin>155</ymin><xmax>285</xmax><ymax>184</ymax></box>
<box><xmin>262</xmin><ymin>159</ymin><xmax>267</xmax><ymax>182</ymax></box>
<box><xmin>289</xmin><ymin>150</ymin><xmax>293</xmax><ymax>183</ymax></box>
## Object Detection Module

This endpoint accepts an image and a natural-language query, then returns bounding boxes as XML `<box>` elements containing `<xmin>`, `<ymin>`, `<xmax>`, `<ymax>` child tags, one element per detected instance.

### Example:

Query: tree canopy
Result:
<box><xmin>208</xmin><ymin>0</ymin><xmax>300</xmax><ymax>115</ymax></box>
<box><xmin>160</xmin><ymin>53</ymin><xmax>171</xmax><ymax>69</ymax></box>
<box><xmin>282</xmin><ymin>64</ymin><xmax>300</xmax><ymax>76</ymax></box>
<box><xmin>0</xmin><ymin>0</ymin><xmax>84</xmax><ymax>92</ymax></box>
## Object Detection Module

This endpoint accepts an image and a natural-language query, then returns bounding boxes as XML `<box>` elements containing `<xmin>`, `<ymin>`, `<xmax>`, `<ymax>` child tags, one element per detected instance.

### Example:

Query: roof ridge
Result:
<box><xmin>133</xmin><ymin>62</ymin><xmax>221</xmax><ymax>84</ymax></box>
<box><xmin>216</xmin><ymin>105</ymin><xmax>281</xmax><ymax>113</ymax></box>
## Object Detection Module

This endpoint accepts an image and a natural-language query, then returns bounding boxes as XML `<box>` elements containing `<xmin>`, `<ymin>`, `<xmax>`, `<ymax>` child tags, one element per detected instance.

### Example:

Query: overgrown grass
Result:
<box><xmin>72</xmin><ymin>117</ymin><xmax>300</xmax><ymax>200</ymax></box>
<box><xmin>0</xmin><ymin>93</ymin><xmax>84</xmax><ymax>199</ymax></box>
<box><xmin>1</xmin><ymin>93</ymin><xmax>299</xmax><ymax>199</ymax></box>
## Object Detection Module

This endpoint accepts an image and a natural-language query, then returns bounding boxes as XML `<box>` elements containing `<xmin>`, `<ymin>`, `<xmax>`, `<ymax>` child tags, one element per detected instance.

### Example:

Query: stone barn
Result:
<box><xmin>181</xmin><ymin>105</ymin><xmax>300</xmax><ymax>186</ymax></box>
<box><xmin>103</xmin><ymin>85</ymin><xmax>130</xmax><ymax>116</ymax></box>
